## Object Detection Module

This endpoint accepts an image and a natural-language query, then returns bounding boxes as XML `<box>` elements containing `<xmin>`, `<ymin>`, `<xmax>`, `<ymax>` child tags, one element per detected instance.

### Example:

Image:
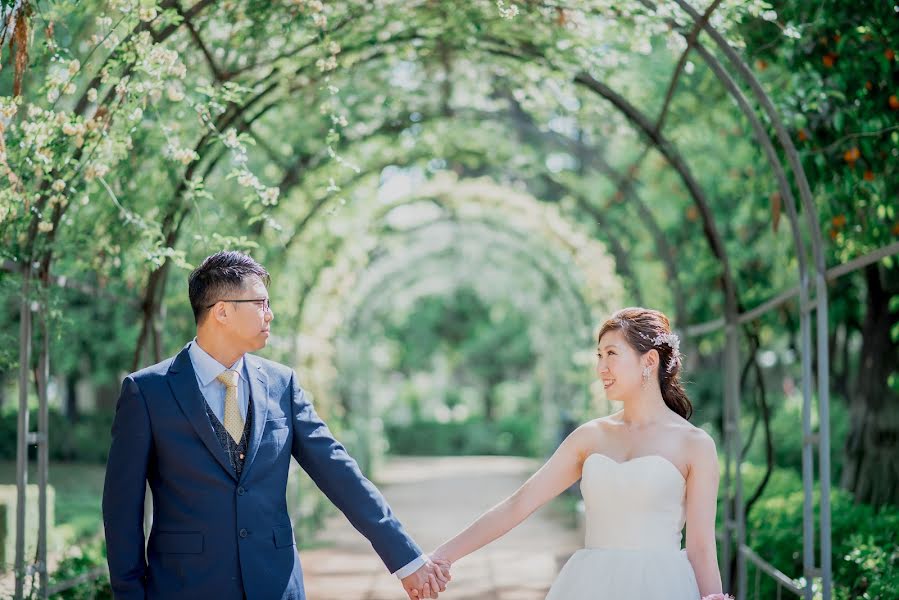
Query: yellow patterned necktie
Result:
<box><xmin>215</xmin><ymin>370</ymin><xmax>244</xmax><ymax>444</ymax></box>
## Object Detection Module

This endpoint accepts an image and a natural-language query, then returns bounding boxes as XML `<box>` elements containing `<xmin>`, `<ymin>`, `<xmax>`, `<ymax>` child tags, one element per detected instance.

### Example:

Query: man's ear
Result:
<box><xmin>210</xmin><ymin>301</ymin><xmax>229</xmax><ymax>325</ymax></box>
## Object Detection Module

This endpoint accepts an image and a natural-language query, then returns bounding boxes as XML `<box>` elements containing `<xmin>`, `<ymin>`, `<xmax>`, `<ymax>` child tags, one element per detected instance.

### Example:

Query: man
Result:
<box><xmin>102</xmin><ymin>251</ymin><xmax>449</xmax><ymax>599</ymax></box>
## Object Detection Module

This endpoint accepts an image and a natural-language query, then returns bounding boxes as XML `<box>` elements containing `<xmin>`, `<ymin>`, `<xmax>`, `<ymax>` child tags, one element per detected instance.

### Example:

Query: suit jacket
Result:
<box><xmin>102</xmin><ymin>342</ymin><xmax>421</xmax><ymax>600</ymax></box>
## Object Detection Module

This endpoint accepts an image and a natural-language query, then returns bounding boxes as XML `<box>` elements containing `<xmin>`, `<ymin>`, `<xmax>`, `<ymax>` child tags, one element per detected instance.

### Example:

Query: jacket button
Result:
<box><xmin>239</xmin><ymin>528</ymin><xmax>248</xmax><ymax>538</ymax></box>
<box><xmin>237</xmin><ymin>486</ymin><xmax>246</xmax><ymax>496</ymax></box>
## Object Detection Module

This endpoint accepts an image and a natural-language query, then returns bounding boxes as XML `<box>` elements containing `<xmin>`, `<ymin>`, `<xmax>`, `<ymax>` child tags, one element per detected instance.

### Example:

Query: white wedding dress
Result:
<box><xmin>545</xmin><ymin>453</ymin><xmax>701</xmax><ymax>599</ymax></box>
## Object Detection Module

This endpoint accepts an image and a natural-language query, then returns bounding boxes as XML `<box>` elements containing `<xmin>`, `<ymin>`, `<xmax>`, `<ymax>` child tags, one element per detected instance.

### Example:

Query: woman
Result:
<box><xmin>425</xmin><ymin>307</ymin><xmax>732</xmax><ymax>599</ymax></box>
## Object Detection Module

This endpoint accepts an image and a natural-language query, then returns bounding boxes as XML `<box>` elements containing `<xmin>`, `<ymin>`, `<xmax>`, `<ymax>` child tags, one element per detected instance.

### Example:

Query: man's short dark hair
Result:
<box><xmin>188</xmin><ymin>251</ymin><xmax>271</xmax><ymax>324</ymax></box>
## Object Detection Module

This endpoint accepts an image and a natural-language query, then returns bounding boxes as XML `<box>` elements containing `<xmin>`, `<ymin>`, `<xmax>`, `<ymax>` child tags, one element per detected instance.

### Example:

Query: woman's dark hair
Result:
<box><xmin>188</xmin><ymin>251</ymin><xmax>270</xmax><ymax>324</ymax></box>
<box><xmin>596</xmin><ymin>307</ymin><xmax>692</xmax><ymax>420</ymax></box>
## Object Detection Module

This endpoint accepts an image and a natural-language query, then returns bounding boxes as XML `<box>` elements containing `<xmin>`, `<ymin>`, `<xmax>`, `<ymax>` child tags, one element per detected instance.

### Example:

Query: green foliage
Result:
<box><xmin>47</xmin><ymin>538</ymin><xmax>112</xmax><ymax>600</ymax></box>
<box><xmin>743</xmin><ymin>393</ymin><xmax>851</xmax><ymax>483</ymax></box>
<box><xmin>385</xmin><ymin>415</ymin><xmax>541</xmax><ymax>457</ymax></box>
<box><xmin>746</xmin><ymin>485</ymin><xmax>899</xmax><ymax>600</ymax></box>
<box><xmin>383</xmin><ymin>288</ymin><xmax>535</xmax><ymax>379</ymax></box>
<box><xmin>0</xmin><ymin>409</ymin><xmax>112</xmax><ymax>463</ymax></box>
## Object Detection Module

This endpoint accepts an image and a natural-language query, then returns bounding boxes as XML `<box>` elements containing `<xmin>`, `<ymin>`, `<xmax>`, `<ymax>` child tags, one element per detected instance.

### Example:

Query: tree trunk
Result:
<box><xmin>841</xmin><ymin>263</ymin><xmax>899</xmax><ymax>507</ymax></box>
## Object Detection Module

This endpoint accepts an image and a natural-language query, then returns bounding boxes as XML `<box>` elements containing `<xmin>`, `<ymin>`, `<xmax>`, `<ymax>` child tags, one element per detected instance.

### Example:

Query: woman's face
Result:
<box><xmin>596</xmin><ymin>328</ymin><xmax>648</xmax><ymax>401</ymax></box>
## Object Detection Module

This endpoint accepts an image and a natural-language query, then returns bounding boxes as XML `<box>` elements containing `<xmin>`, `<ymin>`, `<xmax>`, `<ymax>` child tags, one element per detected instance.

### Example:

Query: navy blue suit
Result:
<box><xmin>102</xmin><ymin>343</ymin><xmax>422</xmax><ymax>599</ymax></box>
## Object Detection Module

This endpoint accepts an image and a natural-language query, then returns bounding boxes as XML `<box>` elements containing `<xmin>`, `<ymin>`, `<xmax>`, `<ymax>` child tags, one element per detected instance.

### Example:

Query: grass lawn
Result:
<box><xmin>0</xmin><ymin>461</ymin><xmax>106</xmax><ymax>546</ymax></box>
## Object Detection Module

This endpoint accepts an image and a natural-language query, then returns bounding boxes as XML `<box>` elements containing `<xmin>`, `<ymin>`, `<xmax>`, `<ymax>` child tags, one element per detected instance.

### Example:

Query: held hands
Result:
<box><xmin>401</xmin><ymin>559</ymin><xmax>451</xmax><ymax>599</ymax></box>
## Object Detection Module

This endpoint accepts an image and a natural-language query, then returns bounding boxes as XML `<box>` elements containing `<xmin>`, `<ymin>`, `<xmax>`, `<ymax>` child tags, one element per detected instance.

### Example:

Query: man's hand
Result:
<box><xmin>400</xmin><ymin>559</ymin><xmax>451</xmax><ymax>599</ymax></box>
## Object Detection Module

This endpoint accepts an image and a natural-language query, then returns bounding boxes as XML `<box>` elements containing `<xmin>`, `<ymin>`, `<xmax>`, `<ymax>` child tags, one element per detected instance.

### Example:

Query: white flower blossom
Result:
<box><xmin>37</xmin><ymin>221</ymin><xmax>54</xmax><ymax>233</ymax></box>
<box><xmin>497</xmin><ymin>0</ymin><xmax>519</xmax><ymax>19</ymax></box>
<box><xmin>237</xmin><ymin>172</ymin><xmax>259</xmax><ymax>187</ymax></box>
<box><xmin>139</xmin><ymin>7</ymin><xmax>157</xmax><ymax>21</ymax></box>
<box><xmin>115</xmin><ymin>76</ymin><xmax>130</xmax><ymax>96</ymax></box>
<box><xmin>169</xmin><ymin>62</ymin><xmax>187</xmax><ymax>79</ymax></box>
<box><xmin>166</xmin><ymin>84</ymin><xmax>184</xmax><ymax>102</ymax></box>
<box><xmin>260</xmin><ymin>186</ymin><xmax>279</xmax><ymax>205</ymax></box>
<box><xmin>316</xmin><ymin>56</ymin><xmax>338</xmax><ymax>72</ymax></box>
<box><xmin>63</xmin><ymin>82</ymin><xmax>77</xmax><ymax>95</ymax></box>
<box><xmin>172</xmin><ymin>148</ymin><xmax>198</xmax><ymax>165</ymax></box>
<box><xmin>222</xmin><ymin>128</ymin><xmax>240</xmax><ymax>149</ymax></box>
<box><xmin>47</xmin><ymin>88</ymin><xmax>60</xmax><ymax>103</ymax></box>
<box><xmin>104</xmin><ymin>33</ymin><xmax>120</xmax><ymax>50</ymax></box>
<box><xmin>52</xmin><ymin>179</ymin><xmax>66</xmax><ymax>192</ymax></box>
<box><xmin>62</xmin><ymin>122</ymin><xmax>85</xmax><ymax>136</ymax></box>
<box><xmin>85</xmin><ymin>163</ymin><xmax>110</xmax><ymax>181</ymax></box>
<box><xmin>0</xmin><ymin>101</ymin><xmax>17</xmax><ymax>119</ymax></box>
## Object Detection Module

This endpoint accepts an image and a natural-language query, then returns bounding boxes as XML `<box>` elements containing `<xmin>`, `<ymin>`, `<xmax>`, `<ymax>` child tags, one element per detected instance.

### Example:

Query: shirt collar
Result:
<box><xmin>188</xmin><ymin>338</ymin><xmax>246</xmax><ymax>387</ymax></box>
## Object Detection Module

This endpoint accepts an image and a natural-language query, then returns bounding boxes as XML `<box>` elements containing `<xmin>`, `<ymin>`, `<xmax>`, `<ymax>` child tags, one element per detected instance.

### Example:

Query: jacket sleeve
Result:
<box><xmin>289</xmin><ymin>372</ymin><xmax>422</xmax><ymax>573</ymax></box>
<box><xmin>102</xmin><ymin>376</ymin><xmax>152</xmax><ymax>600</ymax></box>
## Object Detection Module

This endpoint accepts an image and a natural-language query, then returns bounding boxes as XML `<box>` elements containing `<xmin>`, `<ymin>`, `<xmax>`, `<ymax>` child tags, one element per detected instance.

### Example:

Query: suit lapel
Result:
<box><xmin>239</xmin><ymin>354</ymin><xmax>269</xmax><ymax>483</ymax></box>
<box><xmin>167</xmin><ymin>345</ymin><xmax>237</xmax><ymax>481</ymax></box>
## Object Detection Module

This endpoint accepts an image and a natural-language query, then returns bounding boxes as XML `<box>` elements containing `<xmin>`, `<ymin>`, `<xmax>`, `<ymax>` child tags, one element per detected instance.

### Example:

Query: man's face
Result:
<box><xmin>220</xmin><ymin>276</ymin><xmax>274</xmax><ymax>353</ymax></box>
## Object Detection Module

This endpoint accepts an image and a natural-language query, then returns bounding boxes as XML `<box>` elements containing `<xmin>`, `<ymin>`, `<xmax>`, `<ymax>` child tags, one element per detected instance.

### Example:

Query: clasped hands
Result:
<box><xmin>400</xmin><ymin>555</ymin><xmax>453</xmax><ymax>599</ymax></box>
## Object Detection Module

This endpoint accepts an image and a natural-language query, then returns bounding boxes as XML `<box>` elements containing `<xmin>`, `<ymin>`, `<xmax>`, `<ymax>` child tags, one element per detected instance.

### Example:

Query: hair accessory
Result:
<box><xmin>637</xmin><ymin>330</ymin><xmax>682</xmax><ymax>373</ymax></box>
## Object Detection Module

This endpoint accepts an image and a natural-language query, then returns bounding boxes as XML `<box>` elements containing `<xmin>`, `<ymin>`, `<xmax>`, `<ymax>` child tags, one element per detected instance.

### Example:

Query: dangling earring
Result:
<box><xmin>641</xmin><ymin>365</ymin><xmax>651</xmax><ymax>388</ymax></box>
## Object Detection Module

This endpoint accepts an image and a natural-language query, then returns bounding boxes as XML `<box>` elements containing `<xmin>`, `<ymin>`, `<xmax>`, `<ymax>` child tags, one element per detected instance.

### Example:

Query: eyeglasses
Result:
<box><xmin>206</xmin><ymin>298</ymin><xmax>272</xmax><ymax>313</ymax></box>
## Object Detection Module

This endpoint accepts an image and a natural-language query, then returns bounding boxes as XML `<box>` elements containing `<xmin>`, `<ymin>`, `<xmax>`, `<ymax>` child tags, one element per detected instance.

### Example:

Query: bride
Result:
<box><xmin>421</xmin><ymin>307</ymin><xmax>732</xmax><ymax>599</ymax></box>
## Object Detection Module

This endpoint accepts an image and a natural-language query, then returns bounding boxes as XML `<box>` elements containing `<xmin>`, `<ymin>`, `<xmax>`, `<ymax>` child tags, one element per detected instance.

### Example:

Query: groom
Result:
<box><xmin>102</xmin><ymin>251</ymin><xmax>449</xmax><ymax>599</ymax></box>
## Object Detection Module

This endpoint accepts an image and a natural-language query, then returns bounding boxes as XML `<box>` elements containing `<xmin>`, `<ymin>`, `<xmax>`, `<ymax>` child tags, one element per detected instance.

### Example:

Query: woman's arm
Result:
<box><xmin>430</xmin><ymin>424</ymin><xmax>592</xmax><ymax>564</ymax></box>
<box><xmin>684</xmin><ymin>429</ymin><xmax>725</xmax><ymax>597</ymax></box>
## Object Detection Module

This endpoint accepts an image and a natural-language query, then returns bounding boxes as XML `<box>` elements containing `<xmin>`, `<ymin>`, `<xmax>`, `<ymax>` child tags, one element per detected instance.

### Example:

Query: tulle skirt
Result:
<box><xmin>545</xmin><ymin>547</ymin><xmax>700</xmax><ymax>599</ymax></box>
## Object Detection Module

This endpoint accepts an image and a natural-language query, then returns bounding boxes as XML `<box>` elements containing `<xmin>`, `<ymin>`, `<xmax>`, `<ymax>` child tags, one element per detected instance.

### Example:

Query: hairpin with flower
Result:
<box><xmin>637</xmin><ymin>330</ymin><xmax>682</xmax><ymax>373</ymax></box>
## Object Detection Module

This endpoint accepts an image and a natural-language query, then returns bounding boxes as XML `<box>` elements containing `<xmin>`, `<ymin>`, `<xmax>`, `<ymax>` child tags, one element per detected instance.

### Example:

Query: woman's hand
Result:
<box><xmin>428</xmin><ymin>551</ymin><xmax>453</xmax><ymax>580</ymax></box>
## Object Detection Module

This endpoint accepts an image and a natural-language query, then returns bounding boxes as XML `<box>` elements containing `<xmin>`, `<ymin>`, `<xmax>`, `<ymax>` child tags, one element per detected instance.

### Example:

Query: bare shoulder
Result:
<box><xmin>562</xmin><ymin>418</ymin><xmax>608</xmax><ymax>460</ymax></box>
<box><xmin>682</xmin><ymin>425</ymin><xmax>719</xmax><ymax>477</ymax></box>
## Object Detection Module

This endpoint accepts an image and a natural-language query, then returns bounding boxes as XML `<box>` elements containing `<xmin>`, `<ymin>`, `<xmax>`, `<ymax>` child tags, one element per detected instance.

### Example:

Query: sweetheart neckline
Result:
<box><xmin>584</xmin><ymin>452</ymin><xmax>687</xmax><ymax>484</ymax></box>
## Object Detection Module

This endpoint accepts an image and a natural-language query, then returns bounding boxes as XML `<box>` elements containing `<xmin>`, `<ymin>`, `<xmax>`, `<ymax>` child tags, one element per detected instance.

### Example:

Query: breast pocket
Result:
<box><xmin>262</xmin><ymin>418</ymin><xmax>290</xmax><ymax>453</ymax></box>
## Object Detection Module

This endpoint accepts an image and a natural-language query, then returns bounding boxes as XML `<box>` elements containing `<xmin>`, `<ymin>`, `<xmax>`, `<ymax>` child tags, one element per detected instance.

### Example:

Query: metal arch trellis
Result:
<box><xmin>332</xmin><ymin>218</ymin><xmax>598</xmax><ymax>460</ymax></box>
<box><xmin>343</xmin><ymin>216</ymin><xmax>597</xmax><ymax>345</ymax></box>
<box><xmin>12</xmin><ymin>1</ymin><xmax>899</xmax><ymax>598</ymax></box>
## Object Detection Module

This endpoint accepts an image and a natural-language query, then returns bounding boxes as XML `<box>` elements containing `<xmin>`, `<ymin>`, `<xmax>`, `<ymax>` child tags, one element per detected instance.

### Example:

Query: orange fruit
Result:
<box><xmin>889</xmin><ymin>95</ymin><xmax>899</xmax><ymax>110</ymax></box>
<box><xmin>797</xmin><ymin>128</ymin><xmax>808</xmax><ymax>141</ymax></box>
<box><xmin>832</xmin><ymin>215</ymin><xmax>847</xmax><ymax>228</ymax></box>
<box><xmin>864</xmin><ymin>170</ymin><xmax>875</xmax><ymax>181</ymax></box>
<box><xmin>886</xmin><ymin>49</ymin><xmax>896</xmax><ymax>61</ymax></box>
<box><xmin>843</xmin><ymin>147</ymin><xmax>860</xmax><ymax>163</ymax></box>
<box><xmin>686</xmin><ymin>205</ymin><xmax>700</xmax><ymax>222</ymax></box>
<box><xmin>822</xmin><ymin>53</ymin><xmax>837</xmax><ymax>68</ymax></box>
